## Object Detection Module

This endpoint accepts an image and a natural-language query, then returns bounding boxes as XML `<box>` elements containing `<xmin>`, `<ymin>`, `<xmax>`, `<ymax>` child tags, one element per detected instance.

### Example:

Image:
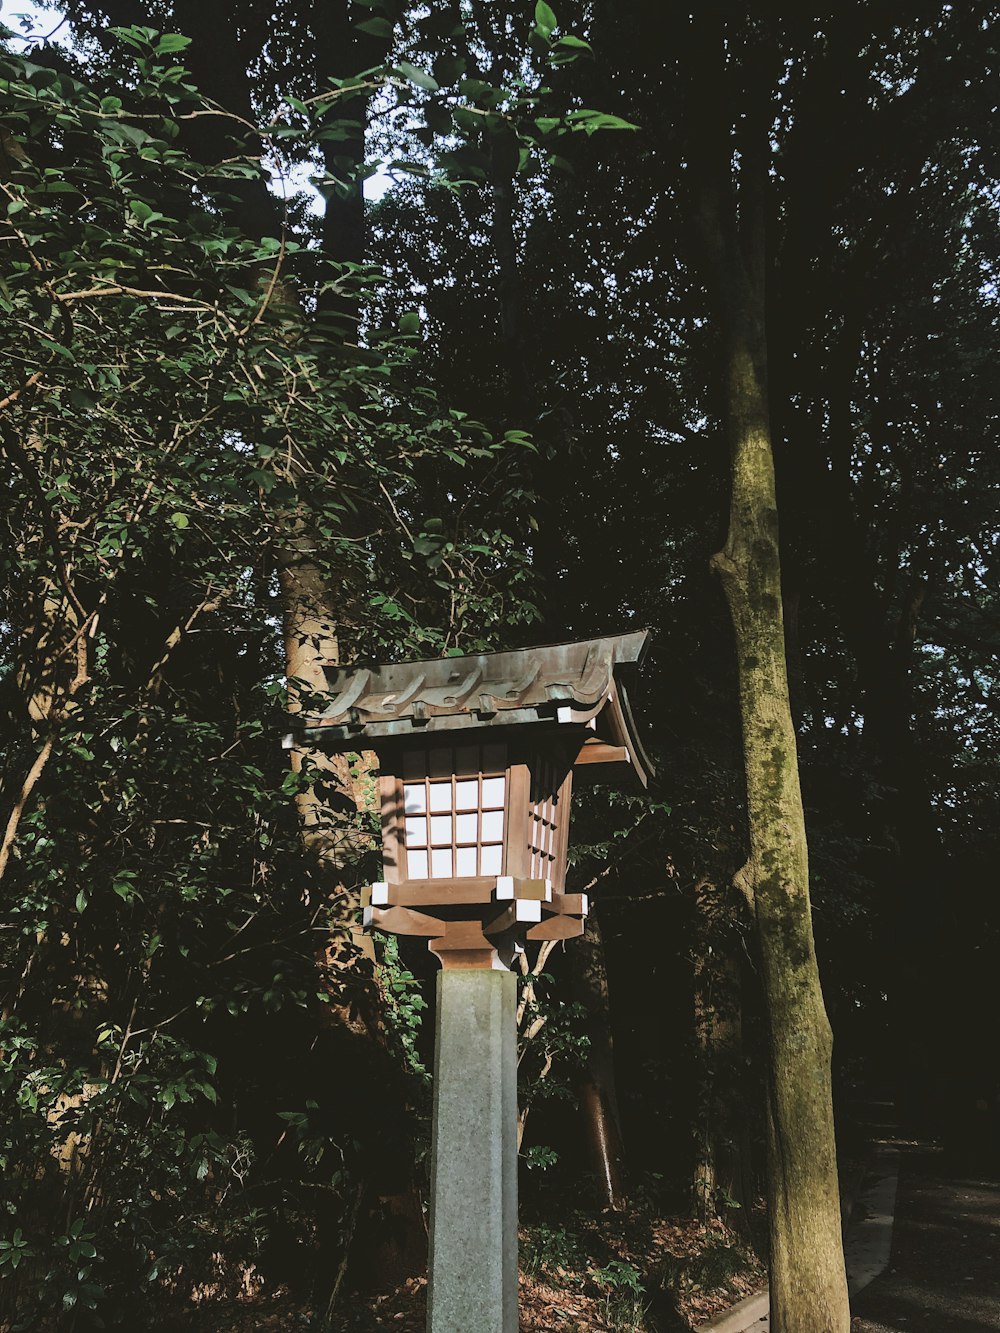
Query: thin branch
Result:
<box><xmin>322</xmin><ymin>1181</ymin><xmax>366</xmax><ymax>1329</ymax></box>
<box><xmin>239</xmin><ymin>230</ymin><xmax>288</xmax><ymax>335</ymax></box>
<box><xmin>0</xmin><ymin>369</ymin><xmax>44</xmax><ymax>414</ymax></box>
<box><xmin>0</xmin><ymin>731</ymin><xmax>55</xmax><ymax>884</ymax></box>
<box><xmin>58</xmin><ymin>284</ymin><xmax>218</xmax><ymax>310</ymax></box>
<box><xmin>144</xmin><ymin>585</ymin><xmax>232</xmax><ymax>698</ymax></box>
<box><xmin>377</xmin><ymin>477</ymin><xmax>416</xmax><ymax>544</ymax></box>
<box><xmin>0</xmin><ymin>418</ymin><xmax>89</xmax><ymax>623</ymax></box>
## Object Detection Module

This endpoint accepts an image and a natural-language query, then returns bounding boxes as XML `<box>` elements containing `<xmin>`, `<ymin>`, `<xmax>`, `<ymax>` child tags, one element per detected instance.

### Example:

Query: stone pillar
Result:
<box><xmin>426</xmin><ymin>967</ymin><xmax>518</xmax><ymax>1333</ymax></box>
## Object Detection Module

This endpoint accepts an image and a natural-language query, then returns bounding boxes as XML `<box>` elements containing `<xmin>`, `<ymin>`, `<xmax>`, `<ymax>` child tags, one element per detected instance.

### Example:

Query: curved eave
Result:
<box><xmin>605</xmin><ymin>687</ymin><xmax>655</xmax><ymax>788</ymax></box>
<box><xmin>301</xmin><ymin>702</ymin><xmax>565</xmax><ymax>746</ymax></box>
<box><xmin>297</xmin><ymin>631</ymin><xmax>654</xmax><ymax>788</ymax></box>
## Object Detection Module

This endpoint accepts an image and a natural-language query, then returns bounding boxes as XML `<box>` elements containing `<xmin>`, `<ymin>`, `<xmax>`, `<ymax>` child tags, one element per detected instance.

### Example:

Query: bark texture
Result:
<box><xmin>711</xmin><ymin>330</ymin><xmax>848</xmax><ymax>1333</ymax></box>
<box><xmin>686</xmin><ymin>14</ymin><xmax>850</xmax><ymax>1331</ymax></box>
<box><xmin>573</xmin><ymin>911</ymin><xmax>627</xmax><ymax>1210</ymax></box>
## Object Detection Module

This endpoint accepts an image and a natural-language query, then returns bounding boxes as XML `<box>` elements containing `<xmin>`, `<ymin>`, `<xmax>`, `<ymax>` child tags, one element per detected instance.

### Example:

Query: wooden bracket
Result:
<box><xmin>363</xmin><ymin>874</ymin><xmax>590</xmax><ymax>968</ymax></box>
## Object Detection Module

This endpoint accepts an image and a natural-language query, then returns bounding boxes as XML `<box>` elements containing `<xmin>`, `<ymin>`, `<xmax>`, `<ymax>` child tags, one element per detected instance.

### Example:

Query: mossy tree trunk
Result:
<box><xmin>686</xmin><ymin>15</ymin><xmax>850</xmax><ymax>1332</ymax></box>
<box><xmin>711</xmin><ymin>318</ymin><xmax>848</xmax><ymax>1333</ymax></box>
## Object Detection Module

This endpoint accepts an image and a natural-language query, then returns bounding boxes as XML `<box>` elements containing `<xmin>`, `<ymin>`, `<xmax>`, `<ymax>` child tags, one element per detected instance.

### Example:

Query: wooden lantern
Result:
<box><xmin>301</xmin><ymin>632</ymin><xmax>652</xmax><ymax>967</ymax></box>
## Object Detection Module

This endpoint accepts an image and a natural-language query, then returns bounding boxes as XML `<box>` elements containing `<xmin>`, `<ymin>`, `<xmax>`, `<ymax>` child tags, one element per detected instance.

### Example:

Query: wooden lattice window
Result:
<box><xmin>528</xmin><ymin>759</ymin><xmax>561</xmax><ymax>880</ymax></box>
<box><xmin>400</xmin><ymin>743</ymin><xmax>507</xmax><ymax>878</ymax></box>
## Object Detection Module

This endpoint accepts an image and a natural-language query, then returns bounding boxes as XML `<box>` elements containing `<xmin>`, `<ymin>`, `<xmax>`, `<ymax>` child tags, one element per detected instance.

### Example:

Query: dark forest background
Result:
<box><xmin>1</xmin><ymin>1</ymin><xmax>998</xmax><ymax>1328</ymax></box>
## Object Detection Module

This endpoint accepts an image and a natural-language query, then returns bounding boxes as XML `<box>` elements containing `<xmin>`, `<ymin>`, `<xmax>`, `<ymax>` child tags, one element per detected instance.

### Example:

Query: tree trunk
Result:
<box><xmin>710</xmin><ymin>302</ymin><xmax>849</xmax><ymax>1333</ymax></box>
<box><xmin>686</xmin><ymin>14</ymin><xmax>849</xmax><ymax>1328</ymax></box>
<box><xmin>572</xmin><ymin>910</ymin><xmax>627</xmax><ymax>1210</ymax></box>
<box><xmin>160</xmin><ymin>0</ymin><xmax>380</xmax><ymax>993</ymax></box>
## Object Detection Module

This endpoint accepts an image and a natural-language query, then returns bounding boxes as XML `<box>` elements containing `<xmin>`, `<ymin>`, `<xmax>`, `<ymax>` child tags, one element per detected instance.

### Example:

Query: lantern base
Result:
<box><xmin>427</xmin><ymin>968</ymin><xmax>518</xmax><ymax>1333</ymax></box>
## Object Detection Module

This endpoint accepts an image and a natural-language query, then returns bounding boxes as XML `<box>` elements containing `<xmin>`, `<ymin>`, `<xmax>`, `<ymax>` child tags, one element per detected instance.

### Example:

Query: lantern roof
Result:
<box><xmin>300</xmin><ymin>629</ymin><xmax>654</xmax><ymax>787</ymax></box>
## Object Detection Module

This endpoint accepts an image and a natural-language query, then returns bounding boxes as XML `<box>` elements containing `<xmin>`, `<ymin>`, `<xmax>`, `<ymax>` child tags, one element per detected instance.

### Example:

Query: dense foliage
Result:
<box><xmin>0</xmin><ymin>19</ymin><xmax>550</xmax><ymax>1325</ymax></box>
<box><xmin>2</xmin><ymin>1</ymin><xmax>999</xmax><ymax>1329</ymax></box>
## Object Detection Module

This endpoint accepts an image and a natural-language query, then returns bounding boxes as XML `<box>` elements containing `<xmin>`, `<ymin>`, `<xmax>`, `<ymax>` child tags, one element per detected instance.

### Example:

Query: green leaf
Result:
<box><xmin>355</xmin><ymin>15</ymin><xmax>393</xmax><ymax>38</ymax></box>
<box><xmin>398</xmin><ymin>311</ymin><xmax>421</xmax><ymax>335</ymax></box>
<box><xmin>534</xmin><ymin>1</ymin><xmax>558</xmax><ymax>37</ymax></box>
<box><xmin>75</xmin><ymin>890</ymin><xmax>88</xmax><ymax>914</ymax></box>
<box><xmin>566</xmin><ymin>109</ymin><xmax>639</xmax><ymax>133</ymax></box>
<box><xmin>224</xmin><ymin>285</ymin><xmax>257</xmax><ymax>307</ymax></box>
<box><xmin>113</xmin><ymin>876</ymin><xmax>137</xmax><ymax>903</ymax></box>
<box><xmin>396</xmin><ymin>61</ymin><xmax>439</xmax><ymax>92</ymax></box>
<box><xmin>107</xmin><ymin>24</ymin><xmax>157</xmax><ymax>50</ymax></box>
<box><xmin>433</xmin><ymin>53</ymin><xmax>467</xmax><ymax>84</ymax></box>
<box><xmin>170</xmin><ymin>512</ymin><xmax>189</xmax><ymax>528</ymax></box>
<box><xmin>107</xmin><ymin>122</ymin><xmax>153</xmax><ymax>149</ymax></box>
<box><xmin>155</xmin><ymin>33</ymin><xmax>191</xmax><ymax>54</ymax></box>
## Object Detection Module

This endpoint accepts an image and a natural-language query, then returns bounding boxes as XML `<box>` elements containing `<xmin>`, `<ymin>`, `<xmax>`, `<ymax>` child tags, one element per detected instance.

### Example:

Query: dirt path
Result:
<box><xmin>850</xmin><ymin>1142</ymin><xmax>1000</xmax><ymax>1332</ymax></box>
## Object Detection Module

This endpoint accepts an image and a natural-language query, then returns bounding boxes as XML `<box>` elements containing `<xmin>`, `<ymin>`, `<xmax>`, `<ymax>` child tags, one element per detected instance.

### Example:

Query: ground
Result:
<box><xmin>149</xmin><ymin>1209</ymin><xmax>764</xmax><ymax>1332</ymax></box>
<box><xmin>143</xmin><ymin>1123</ymin><xmax>1000</xmax><ymax>1332</ymax></box>
<box><xmin>850</xmin><ymin>1140</ymin><xmax>1000</xmax><ymax>1333</ymax></box>
<box><xmin>323</xmin><ymin>1213</ymin><xmax>763</xmax><ymax>1332</ymax></box>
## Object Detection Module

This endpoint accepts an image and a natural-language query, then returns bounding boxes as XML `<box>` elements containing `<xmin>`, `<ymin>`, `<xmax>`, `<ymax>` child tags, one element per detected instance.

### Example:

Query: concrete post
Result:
<box><xmin>426</xmin><ymin>967</ymin><xmax>518</xmax><ymax>1333</ymax></box>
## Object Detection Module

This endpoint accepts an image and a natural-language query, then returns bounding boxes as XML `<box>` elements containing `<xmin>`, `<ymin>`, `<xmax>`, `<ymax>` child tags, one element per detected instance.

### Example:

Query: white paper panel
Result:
<box><xmin>405</xmin><ymin>816</ymin><xmax>427</xmax><ymax>847</ymax></box>
<box><xmin>455</xmin><ymin>779</ymin><xmax>479</xmax><ymax>810</ymax></box>
<box><xmin>431</xmin><ymin>847</ymin><xmax>453</xmax><ymax>878</ymax></box>
<box><xmin>430</xmin><ymin>814</ymin><xmax>452</xmax><ymax>844</ymax></box>
<box><xmin>481</xmin><ymin>810</ymin><xmax>504</xmax><ymax>842</ymax></box>
<box><xmin>407</xmin><ymin>849</ymin><xmax>428</xmax><ymax>879</ymax></box>
<box><xmin>429</xmin><ymin>782</ymin><xmax>452</xmax><ymax>812</ymax></box>
<box><xmin>403</xmin><ymin>784</ymin><xmax>426</xmax><ymax>814</ymax></box>
<box><xmin>481</xmin><ymin>844</ymin><xmax>502</xmax><ymax>875</ymax></box>
<box><xmin>482</xmin><ymin>777</ymin><xmax>505</xmax><ymax>808</ymax></box>
<box><xmin>455</xmin><ymin>813</ymin><xmax>478</xmax><ymax>842</ymax></box>
<box><xmin>455</xmin><ymin>846</ymin><xmax>477</xmax><ymax>877</ymax></box>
